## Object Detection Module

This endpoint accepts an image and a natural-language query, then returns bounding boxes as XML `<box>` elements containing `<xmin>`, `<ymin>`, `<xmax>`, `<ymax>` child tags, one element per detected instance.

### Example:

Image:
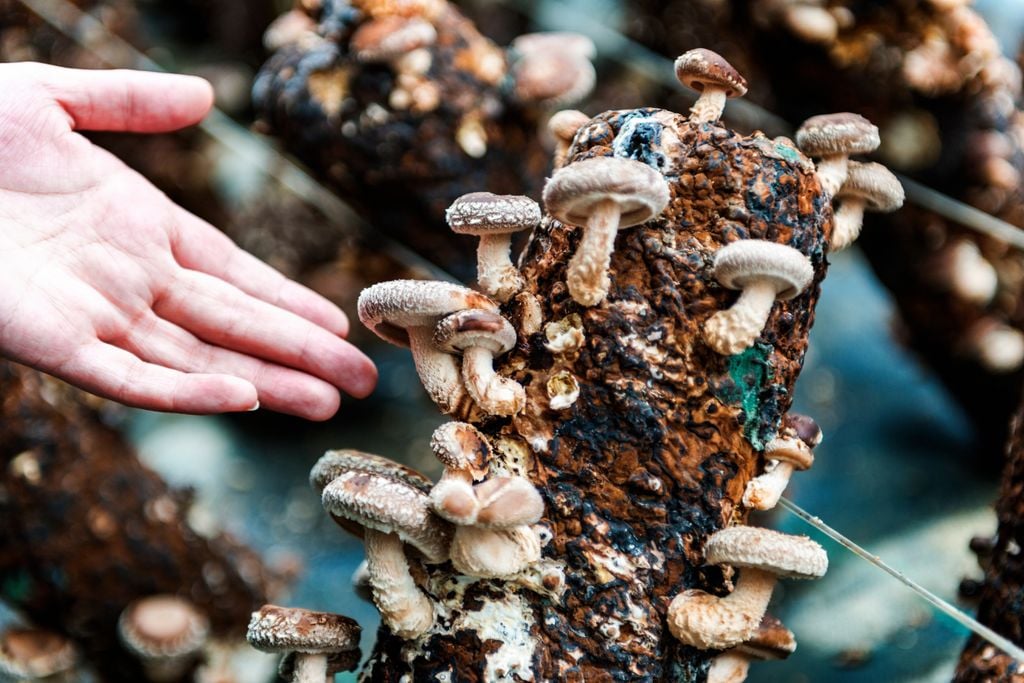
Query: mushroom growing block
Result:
<box><xmin>321</xmin><ymin>50</ymin><xmax>841</xmax><ymax>680</ymax></box>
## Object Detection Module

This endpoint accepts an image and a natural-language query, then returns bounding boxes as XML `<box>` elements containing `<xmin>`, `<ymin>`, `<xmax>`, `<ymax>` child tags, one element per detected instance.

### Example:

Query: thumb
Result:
<box><xmin>37</xmin><ymin>64</ymin><xmax>214</xmax><ymax>133</ymax></box>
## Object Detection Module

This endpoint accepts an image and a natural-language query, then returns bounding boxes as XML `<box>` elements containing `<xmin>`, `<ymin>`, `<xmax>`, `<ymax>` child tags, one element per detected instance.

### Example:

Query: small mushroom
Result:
<box><xmin>358</xmin><ymin>280</ymin><xmax>499</xmax><ymax>414</ymax></box>
<box><xmin>543</xmin><ymin>157</ymin><xmax>671</xmax><ymax>306</ymax></box>
<box><xmin>118</xmin><ymin>595</ymin><xmax>210</xmax><ymax>682</ymax></box>
<box><xmin>781</xmin><ymin>3</ymin><xmax>839</xmax><ymax>44</ymax></box>
<box><xmin>703</xmin><ymin>240</ymin><xmax>814</xmax><ymax>355</ymax></box>
<box><xmin>667</xmin><ymin>526</ymin><xmax>827</xmax><ymax>650</ymax></box>
<box><xmin>350</xmin><ymin>16</ymin><xmax>436</xmax><ymax>63</ymax></box>
<box><xmin>246</xmin><ymin>605</ymin><xmax>360</xmax><ymax>683</ymax></box>
<box><xmin>673</xmin><ymin>49</ymin><xmax>748</xmax><ymax>124</ymax></box>
<box><xmin>548</xmin><ymin>109</ymin><xmax>591</xmax><ymax>168</ymax></box>
<box><xmin>964</xmin><ymin>319</ymin><xmax>1024</xmax><ymax>373</ymax></box>
<box><xmin>511</xmin><ymin>32</ymin><xmax>597</xmax><ymax>61</ymax></box>
<box><xmin>708</xmin><ymin>614</ymin><xmax>797</xmax><ymax>683</ymax></box>
<box><xmin>433</xmin><ymin>309</ymin><xmax>525</xmax><ymax>416</ymax></box>
<box><xmin>796</xmin><ymin>113</ymin><xmax>880</xmax><ymax>197</ymax></box>
<box><xmin>263</xmin><ymin>9</ymin><xmax>318</xmax><ymax>51</ymax></box>
<box><xmin>830</xmin><ymin>161</ymin><xmax>904</xmax><ymax>251</ymax></box>
<box><xmin>927</xmin><ymin>240</ymin><xmax>999</xmax><ymax>305</ymax></box>
<box><xmin>0</xmin><ymin>627</ymin><xmax>78</xmax><ymax>681</ymax></box>
<box><xmin>445</xmin><ymin>192</ymin><xmax>541</xmax><ymax>302</ymax></box>
<box><xmin>317</xmin><ymin>458</ymin><xmax>452</xmax><ymax>638</ymax></box>
<box><xmin>510</xmin><ymin>49</ymin><xmax>596</xmax><ymax>109</ymax></box>
<box><xmin>472</xmin><ymin>476</ymin><xmax>545</xmax><ymax>528</ymax></box>
<box><xmin>743</xmin><ymin>416</ymin><xmax>817</xmax><ymax>511</ymax></box>
<box><xmin>429</xmin><ymin>421</ymin><xmax>492</xmax><ymax>525</ymax></box>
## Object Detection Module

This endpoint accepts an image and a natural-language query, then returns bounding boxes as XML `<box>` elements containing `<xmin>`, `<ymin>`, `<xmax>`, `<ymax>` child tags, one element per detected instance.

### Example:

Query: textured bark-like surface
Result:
<box><xmin>0</xmin><ymin>363</ymin><xmax>277</xmax><ymax>681</ymax></box>
<box><xmin>609</xmin><ymin>0</ymin><xmax>1024</xmax><ymax>454</ymax></box>
<box><xmin>956</xmin><ymin>397</ymin><xmax>1024</xmax><ymax>681</ymax></box>
<box><xmin>360</xmin><ymin>107</ymin><xmax>831</xmax><ymax>681</ymax></box>
<box><xmin>253</xmin><ymin>0</ymin><xmax>551</xmax><ymax>281</ymax></box>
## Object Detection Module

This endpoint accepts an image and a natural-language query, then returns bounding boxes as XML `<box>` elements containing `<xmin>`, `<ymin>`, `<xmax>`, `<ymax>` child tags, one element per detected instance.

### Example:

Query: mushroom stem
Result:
<box><xmin>667</xmin><ymin>568</ymin><xmax>776</xmax><ymax>650</ymax></box>
<box><xmin>704</xmin><ymin>280</ymin><xmax>779</xmax><ymax>355</ymax></box>
<box><xmin>365</xmin><ymin>529</ymin><xmax>435</xmax><ymax>639</ymax></box>
<box><xmin>743</xmin><ymin>461</ymin><xmax>796</xmax><ymax>511</ymax></box>
<box><xmin>408</xmin><ymin>326</ymin><xmax>466</xmax><ymax>414</ymax></box>
<box><xmin>476</xmin><ymin>234</ymin><xmax>525</xmax><ymax>303</ymax></box>
<box><xmin>461</xmin><ymin>345</ymin><xmax>525</xmax><ymax>416</ymax></box>
<box><xmin>707</xmin><ymin>650</ymin><xmax>751</xmax><ymax>683</ymax></box>
<box><xmin>815</xmin><ymin>155</ymin><xmax>849</xmax><ymax>197</ymax></box>
<box><xmin>292</xmin><ymin>653</ymin><xmax>328</xmax><ymax>683</ymax></box>
<box><xmin>690</xmin><ymin>88</ymin><xmax>728</xmax><ymax>124</ymax></box>
<box><xmin>567</xmin><ymin>199</ymin><xmax>621</xmax><ymax>306</ymax></box>
<box><xmin>831</xmin><ymin>198</ymin><xmax>866</xmax><ymax>251</ymax></box>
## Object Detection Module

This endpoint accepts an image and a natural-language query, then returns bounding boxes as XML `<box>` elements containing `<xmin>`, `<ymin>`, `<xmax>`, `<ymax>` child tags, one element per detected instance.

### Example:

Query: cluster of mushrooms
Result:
<box><xmin>246</xmin><ymin>47</ymin><xmax>905</xmax><ymax>682</ymax></box>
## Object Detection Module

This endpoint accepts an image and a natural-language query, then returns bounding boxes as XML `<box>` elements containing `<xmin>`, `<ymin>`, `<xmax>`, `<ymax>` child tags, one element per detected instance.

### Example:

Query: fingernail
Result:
<box><xmin>248</xmin><ymin>400</ymin><xmax>260</xmax><ymax>412</ymax></box>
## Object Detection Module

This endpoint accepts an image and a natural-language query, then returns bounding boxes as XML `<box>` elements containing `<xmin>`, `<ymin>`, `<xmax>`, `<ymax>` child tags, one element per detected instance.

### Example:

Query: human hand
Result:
<box><xmin>0</xmin><ymin>63</ymin><xmax>377</xmax><ymax>420</ymax></box>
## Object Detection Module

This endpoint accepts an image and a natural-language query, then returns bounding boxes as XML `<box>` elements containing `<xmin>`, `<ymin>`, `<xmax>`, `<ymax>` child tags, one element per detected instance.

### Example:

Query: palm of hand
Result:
<box><xmin>0</xmin><ymin>64</ymin><xmax>376</xmax><ymax>419</ymax></box>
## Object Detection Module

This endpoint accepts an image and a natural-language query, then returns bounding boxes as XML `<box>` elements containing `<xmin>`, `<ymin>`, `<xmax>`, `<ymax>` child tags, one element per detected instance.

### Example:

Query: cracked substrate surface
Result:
<box><xmin>0</xmin><ymin>362</ymin><xmax>275</xmax><ymax>681</ymax></box>
<box><xmin>361</xmin><ymin>106</ymin><xmax>831</xmax><ymax>681</ymax></box>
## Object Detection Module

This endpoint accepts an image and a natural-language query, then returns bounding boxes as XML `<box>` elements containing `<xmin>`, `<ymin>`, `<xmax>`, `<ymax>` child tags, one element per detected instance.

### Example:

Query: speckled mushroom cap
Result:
<box><xmin>430</xmin><ymin>421</ymin><xmax>491</xmax><ymax>480</ymax></box>
<box><xmin>712</xmin><ymin>240</ymin><xmax>813</xmax><ymax>300</ymax></box>
<box><xmin>0</xmin><ymin>628</ymin><xmax>78</xmax><ymax>678</ymax></box>
<box><xmin>445</xmin><ymin>192</ymin><xmax>541</xmax><ymax>236</ymax></box>
<box><xmin>358</xmin><ymin>280</ymin><xmax>499</xmax><ymax>347</ymax></box>
<box><xmin>673</xmin><ymin>48</ymin><xmax>748</xmax><ymax>97</ymax></box>
<box><xmin>838</xmin><ymin>161</ymin><xmax>905</xmax><ymax>212</ymax></box>
<box><xmin>321</xmin><ymin>469</ymin><xmax>452</xmax><ymax>563</ymax></box>
<box><xmin>511</xmin><ymin>32</ymin><xmax>597</xmax><ymax>60</ymax></box>
<box><xmin>763</xmin><ymin>435</ymin><xmax>814</xmax><ymax>470</ymax></box>
<box><xmin>705</xmin><ymin>526</ymin><xmax>828</xmax><ymax>579</ymax></box>
<box><xmin>737</xmin><ymin>615</ymin><xmax>797</xmax><ymax>660</ymax></box>
<box><xmin>311</xmin><ymin>449</ymin><xmax>433</xmax><ymax>494</ymax></box>
<box><xmin>783</xmin><ymin>413</ymin><xmax>822</xmax><ymax>448</ymax></box>
<box><xmin>247</xmin><ymin>605</ymin><xmax>360</xmax><ymax>655</ymax></box>
<box><xmin>795</xmin><ymin>113</ymin><xmax>880</xmax><ymax>157</ymax></box>
<box><xmin>118</xmin><ymin>595</ymin><xmax>210</xmax><ymax>660</ymax></box>
<box><xmin>351</xmin><ymin>16</ymin><xmax>437</xmax><ymax>62</ymax></box>
<box><xmin>433</xmin><ymin>309</ymin><xmax>517</xmax><ymax>355</ymax></box>
<box><xmin>543</xmin><ymin>156</ymin><xmax>671</xmax><ymax>228</ymax></box>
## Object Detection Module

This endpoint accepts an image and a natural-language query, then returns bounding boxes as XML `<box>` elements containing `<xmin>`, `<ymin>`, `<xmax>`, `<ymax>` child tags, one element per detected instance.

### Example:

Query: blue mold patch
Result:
<box><xmin>612</xmin><ymin>112</ymin><xmax>667</xmax><ymax>171</ymax></box>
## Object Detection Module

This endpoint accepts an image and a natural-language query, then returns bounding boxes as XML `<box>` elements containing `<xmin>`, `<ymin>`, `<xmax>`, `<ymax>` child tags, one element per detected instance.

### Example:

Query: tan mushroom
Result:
<box><xmin>781</xmin><ymin>3</ymin><xmax>839</xmax><ymax>44</ymax></box>
<box><xmin>118</xmin><ymin>595</ymin><xmax>210</xmax><ymax>682</ymax></box>
<box><xmin>511</xmin><ymin>32</ymin><xmax>597</xmax><ymax>61</ymax></box>
<box><xmin>796</xmin><ymin>113</ymin><xmax>880</xmax><ymax>197</ymax></box>
<box><xmin>246</xmin><ymin>605</ymin><xmax>360</xmax><ymax>683</ymax></box>
<box><xmin>429</xmin><ymin>421</ymin><xmax>492</xmax><ymax>525</ymax></box>
<box><xmin>743</xmin><ymin>413</ymin><xmax>820</xmax><ymax>511</ymax></box>
<box><xmin>964</xmin><ymin>318</ymin><xmax>1024</xmax><ymax>373</ymax></box>
<box><xmin>445</xmin><ymin>192</ymin><xmax>541</xmax><ymax>302</ymax></box>
<box><xmin>548</xmin><ymin>109</ymin><xmax>591</xmax><ymax>168</ymax></box>
<box><xmin>703</xmin><ymin>241</ymin><xmax>814</xmax><ymax>355</ymax></box>
<box><xmin>707</xmin><ymin>614</ymin><xmax>797</xmax><ymax>683</ymax></box>
<box><xmin>433</xmin><ymin>309</ymin><xmax>525</xmax><ymax>416</ymax></box>
<box><xmin>667</xmin><ymin>526</ymin><xmax>826</xmax><ymax>650</ymax></box>
<box><xmin>358</xmin><ymin>280</ymin><xmax>498</xmax><ymax>414</ymax></box>
<box><xmin>0</xmin><ymin>627</ymin><xmax>78</xmax><ymax>681</ymax></box>
<box><xmin>926</xmin><ymin>239</ymin><xmax>999</xmax><ymax>306</ymax></box>
<box><xmin>673</xmin><ymin>49</ymin><xmax>748</xmax><ymax>124</ymax></box>
<box><xmin>312</xmin><ymin>450</ymin><xmax>452</xmax><ymax>638</ymax></box>
<box><xmin>350</xmin><ymin>16</ymin><xmax>436</xmax><ymax>63</ymax></box>
<box><xmin>543</xmin><ymin>157</ymin><xmax>671</xmax><ymax>306</ymax></box>
<box><xmin>830</xmin><ymin>161</ymin><xmax>905</xmax><ymax>251</ymax></box>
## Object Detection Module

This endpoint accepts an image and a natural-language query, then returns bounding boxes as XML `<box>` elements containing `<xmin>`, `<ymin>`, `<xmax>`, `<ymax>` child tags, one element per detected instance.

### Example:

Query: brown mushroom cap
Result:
<box><xmin>311</xmin><ymin>449</ymin><xmax>433</xmax><ymax>494</ymax></box>
<box><xmin>351</xmin><ymin>16</ymin><xmax>436</xmax><ymax>62</ymax></box>
<box><xmin>783</xmin><ymin>413</ymin><xmax>822</xmax><ymax>448</ymax></box>
<box><xmin>0</xmin><ymin>628</ymin><xmax>78</xmax><ymax>679</ymax></box>
<box><xmin>511</xmin><ymin>32</ymin><xmax>597</xmax><ymax>60</ymax></box>
<box><xmin>445</xmin><ymin>192</ymin><xmax>541</xmax><ymax>236</ymax></box>
<box><xmin>838</xmin><ymin>161</ymin><xmax>905</xmax><ymax>212</ymax></box>
<box><xmin>511</xmin><ymin>50</ymin><xmax>596</xmax><ymax>107</ymax></box>
<box><xmin>543</xmin><ymin>156</ymin><xmax>670</xmax><ymax>228</ymax></box>
<box><xmin>548</xmin><ymin>109</ymin><xmax>591</xmax><ymax>143</ymax></box>
<box><xmin>321</xmin><ymin>469</ymin><xmax>452</xmax><ymax>562</ymax></box>
<box><xmin>358</xmin><ymin>280</ymin><xmax>498</xmax><ymax>347</ymax></box>
<box><xmin>433</xmin><ymin>309</ymin><xmax>517</xmax><ymax>356</ymax></box>
<box><xmin>118</xmin><ymin>595</ymin><xmax>210</xmax><ymax>660</ymax></box>
<box><xmin>712</xmin><ymin>241</ymin><xmax>813</xmax><ymax>301</ymax></box>
<box><xmin>673</xmin><ymin>48</ymin><xmax>748</xmax><ymax>98</ymax></box>
<box><xmin>736</xmin><ymin>614</ymin><xmax>797</xmax><ymax>661</ymax></box>
<box><xmin>430</xmin><ymin>421</ymin><xmax>491</xmax><ymax>479</ymax></box>
<box><xmin>795</xmin><ymin>113</ymin><xmax>880</xmax><ymax>157</ymax></box>
<box><xmin>246</xmin><ymin>605</ymin><xmax>360</xmax><ymax>654</ymax></box>
<box><xmin>473</xmin><ymin>477</ymin><xmax>545</xmax><ymax>528</ymax></box>
<box><xmin>705</xmin><ymin>526</ymin><xmax>828</xmax><ymax>579</ymax></box>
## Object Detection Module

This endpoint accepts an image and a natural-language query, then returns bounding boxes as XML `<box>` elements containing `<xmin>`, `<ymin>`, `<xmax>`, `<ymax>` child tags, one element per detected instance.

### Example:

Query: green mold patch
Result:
<box><xmin>713</xmin><ymin>343</ymin><xmax>775</xmax><ymax>450</ymax></box>
<box><xmin>1</xmin><ymin>571</ymin><xmax>32</xmax><ymax>603</ymax></box>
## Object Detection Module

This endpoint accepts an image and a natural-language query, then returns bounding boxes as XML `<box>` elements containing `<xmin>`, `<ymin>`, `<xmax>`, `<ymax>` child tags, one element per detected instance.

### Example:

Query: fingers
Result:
<box><xmin>35</xmin><ymin>64</ymin><xmax>214</xmax><ymax>133</ymax></box>
<box><xmin>170</xmin><ymin>208</ymin><xmax>349</xmax><ymax>336</ymax></box>
<box><xmin>56</xmin><ymin>341</ymin><xmax>258</xmax><ymax>414</ymax></box>
<box><xmin>123</xmin><ymin>314</ymin><xmax>343</xmax><ymax>420</ymax></box>
<box><xmin>154</xmin><ymin>268</ymin><xmax>378</xmax><ymax>399</ymax></box>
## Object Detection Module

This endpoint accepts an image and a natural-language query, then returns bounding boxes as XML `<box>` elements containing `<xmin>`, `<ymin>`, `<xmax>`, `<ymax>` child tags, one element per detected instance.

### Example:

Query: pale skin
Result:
<box><xmin>0</xmin><ymin>63</ymin><xmax>377</xmax><ymax>419</ymax></box>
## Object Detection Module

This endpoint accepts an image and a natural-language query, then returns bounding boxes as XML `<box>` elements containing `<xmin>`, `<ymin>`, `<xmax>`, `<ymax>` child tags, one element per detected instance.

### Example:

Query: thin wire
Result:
<box><xmin>780</xmin><ymin>497</ymin><xmax>1024</xmax><ymax>662</ymax></box>
<box><xmin>15</xmin><ymin>0</ymin><xmax>457</xmax><ymax>283</ymax></box>
<box><xmin>497</xmin><ymin>0</ymin><xmax>1024</xmax><ymax>251</ymax></box>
